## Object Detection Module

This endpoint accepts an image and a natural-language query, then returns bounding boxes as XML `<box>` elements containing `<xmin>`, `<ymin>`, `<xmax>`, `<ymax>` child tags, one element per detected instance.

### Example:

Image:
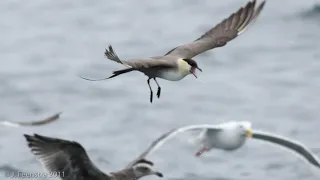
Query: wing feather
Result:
<box><xmin>104</xmin><ymin>45</ymin><xmax>173</xmax><ymax>69</ymax></box>
<box><xmin>1</xmin><ymin>113</ymin><xmax>61</xmax><ymax>127</ymax></box>
<box><xmin>252</xmin><ymin>130</ymin><xmax>320</xmax><ymax>168</ymax></box>
<box><xmin>126</xmin><ymin>124</ymin><xmax>222</xmax><ymax>168</ymax></box>
<box><xmin>165</xmin><ymin>0</ymin><xmax>266</xmax><ymax>59</ymax></box>
<box><xmin>24</xmin><ymin>134</ymin><xmax>109</xmax><ymax>180</ymax></box>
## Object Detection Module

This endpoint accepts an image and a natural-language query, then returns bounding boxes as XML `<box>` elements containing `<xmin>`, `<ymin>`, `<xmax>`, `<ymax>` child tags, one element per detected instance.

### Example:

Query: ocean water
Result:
<box><xmin>0</xmin><ymin>0</ymin><xmax>320</xmax><ymax>180</ymax></box>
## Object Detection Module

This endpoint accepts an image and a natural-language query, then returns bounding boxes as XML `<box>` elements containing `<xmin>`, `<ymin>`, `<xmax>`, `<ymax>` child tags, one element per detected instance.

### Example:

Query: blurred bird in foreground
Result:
<box><xmin>1</xmin><ymin>112</ymin><xmax>61</xmax><ymax>127</ymax></box>
<box><xmin>24</xmin><ymin>134</ymin><xmax>163</xmax><ymax>180</ymax></box>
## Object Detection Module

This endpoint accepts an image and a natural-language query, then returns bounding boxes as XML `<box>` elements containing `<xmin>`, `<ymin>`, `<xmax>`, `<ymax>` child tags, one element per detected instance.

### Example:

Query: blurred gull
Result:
<box><xmin>127</xmin><ymin>121</ymin><xmax>320</xmax><ymax>174</ymax></box>
<box><xmin>24</xmin><ymin>134</ymin><xmax>163</xmax><ymax>180</ymax></box>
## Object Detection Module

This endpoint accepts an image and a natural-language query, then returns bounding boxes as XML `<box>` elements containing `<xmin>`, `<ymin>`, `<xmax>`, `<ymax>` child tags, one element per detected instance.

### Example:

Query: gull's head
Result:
<box><xmin>132</xmin><ymin>159</ymin><xmax>163</xmax><ymax>179</ymax></box>
<box><xmin>223</xmin><ymin>121</ymin><xmax>252</xmax><ymax>138</ymax></box>
<box><xmin>182</xmin><ymin>58</ymin><xmax>202</xmax><ymax>78</ymax></box>
<box><xmin>213</xmin><ymin>121</ymin><xmax>253</xmax><ymax>149</ymax></box>
<box><xmin>238</xmin><ymin>121</ymin><xmax>252</xmax><ymax>138</ymax></box>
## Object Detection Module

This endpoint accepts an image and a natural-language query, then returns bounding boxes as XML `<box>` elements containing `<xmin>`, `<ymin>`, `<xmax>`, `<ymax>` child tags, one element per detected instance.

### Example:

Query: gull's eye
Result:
<box><xmin>239</xmin><ymin>125</ymin><xmax>245</xmax><ymax>129</ymax></box>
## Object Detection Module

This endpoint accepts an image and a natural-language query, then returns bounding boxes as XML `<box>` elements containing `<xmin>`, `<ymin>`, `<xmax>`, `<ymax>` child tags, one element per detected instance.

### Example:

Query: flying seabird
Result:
<box><xmin>80</xmin><ymin>0</ymin><xmax>266</xmax><ymax>103</ymax></box>
<box><xmin>1</xmin><ymin>112</ymin><xmax>61</xmax><ymax>127</ymax></box>
<box><xmin>126</xmin><ymin>121</ymin><xmax>320</xmax><ymax>172</ymax></box>
<box><xmin>24</xmin><ymin>134</ymin><xmax>163</xmax><ymax>180</ymax></box>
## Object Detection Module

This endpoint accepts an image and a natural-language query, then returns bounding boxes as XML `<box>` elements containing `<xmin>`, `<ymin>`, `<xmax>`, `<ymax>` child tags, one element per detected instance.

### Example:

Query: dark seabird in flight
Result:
<box><xmin>80</xmin><ymin>0</ymin><xmax>266</xmax><ymax>103</ymax></box>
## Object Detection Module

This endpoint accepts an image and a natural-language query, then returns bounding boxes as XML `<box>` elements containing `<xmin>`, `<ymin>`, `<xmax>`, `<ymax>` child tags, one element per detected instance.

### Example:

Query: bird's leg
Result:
<box><xmin>195</xmin><ymin>147</ymin><xmax>209</xmax><ymax>157</ymax></box>
<box><xmin>147</xmin><ymin>78</ymin><xmax>153</xmax><ymax>103</ymax></box>
<box><xmin>153</xmin><ymin>78</ymin><xmax>161</xmax><ymax>98</ymax></box>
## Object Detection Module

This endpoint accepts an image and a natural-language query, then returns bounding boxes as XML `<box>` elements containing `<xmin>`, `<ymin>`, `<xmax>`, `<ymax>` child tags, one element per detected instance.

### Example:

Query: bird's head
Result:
<box><xmin>237</xmin><ymin>121</ymin><xmax>253</xmax><ymax>138</ymax></box>
<box><xmin>223</xmin><ymin>121</ymin><xmax>252</xmax><ymax>139</ymax></box>
<box><xmin>132</xmin><ymin>159</ymin><xmax>163</xmax><ymax>179</ymax></box>
<box><xmin>215</xmin><ymin>121</ymin><xmax>252</xmax><ymax>149</ymax></box>
<box><xmin>182</xmin><ymin>58</ymin><xmax>202</xmax><ymax>78</ymax></box>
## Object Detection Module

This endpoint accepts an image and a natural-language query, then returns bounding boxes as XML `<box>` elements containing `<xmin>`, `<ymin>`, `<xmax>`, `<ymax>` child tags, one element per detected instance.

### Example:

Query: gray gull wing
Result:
<box><xmin>252</xmin><ymin>130</ymin><xmax>320</xmax><ymax>168</ymax></box>
<box><xmin>1</xmin><ymin>112</ymin><xmax>61</xmax><ymax>127</ymax></box>
<box><xmin>126</xmin><ymin>124</ymin><xmax>222</xmax><ymax>168</ymax></box>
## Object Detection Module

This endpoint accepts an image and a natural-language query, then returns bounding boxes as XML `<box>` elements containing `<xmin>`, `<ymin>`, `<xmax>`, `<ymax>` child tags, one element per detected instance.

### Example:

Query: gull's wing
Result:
<box><xmin>24</xmin><ymin>134</ymin><xmax>109</xmax><ymax>180</ymax></box>
<box><xmin>252</xmin><ymin>130</ymin><xmax>320</xmax><ymax>168</ymax></box>
<box><xmin>165</xmin><ymin>0</ymin><xmax>266</xmax><ymax>59</ymax></box>
<box><xmin>1</xmin><ymin>112</ymin><xmax>61</xmax><ymax>127</ymax></box>
<box><xmin>126</xmin><ymin>124</ymin><xmax>222</xmax><ymax>168</ymax></box>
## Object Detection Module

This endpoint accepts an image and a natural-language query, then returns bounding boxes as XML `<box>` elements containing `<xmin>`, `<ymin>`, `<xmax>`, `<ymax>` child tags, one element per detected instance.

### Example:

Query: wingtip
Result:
<box><xmin>78</xmin><ymin>75</ymin><xmax>89</xmax><ymax>80</ymax></box>
<box><xmin>23</xmin><ymin>134</ymin><xmax>31</xmax><ymax>139</ymax></box>
<box><xmin>23</xmin><ymin>134</ymin><xmax>36</xmax><ymax>144</ymax></box>
<box><xmin>46</xmin><ymin>112</ymin><xmax>62</xmax><ymax>121</ymax></box>
<box><xmin>24</xmin><ymin>133</ymin><xmax>40</xmax><ymax>138</ymax></box>
<box><xmin>24</xmin><ymin>134</ymin><xmax>45</xmax><ymax>151</ymax></box>
<box><xmin>237</xmin><ymin>0</ymin><xmax>266</xmax><ymax>35</ymax></box>
<box><xmin>259</xmin><ymin>0</ymin><xmax>267</xmax><ymax>8</ymax></box>
<box><xmin>33</xmin><ymin>133</ymin><xmax>43</xmax><ymax>139</ymax></box>
<box><xmin>105</xmin><ymin>45</ymin><xmax>114</xmax><ymax>55</ymax></box>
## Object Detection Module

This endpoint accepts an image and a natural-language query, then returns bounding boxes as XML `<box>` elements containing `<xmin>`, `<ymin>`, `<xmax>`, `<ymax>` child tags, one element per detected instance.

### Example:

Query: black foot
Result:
<box><xmin>150</xmin><ymin>91</ymin><xmax>153</xmax><ymax>103</ymax></box>
<box><xmin>156</xmin><ymin>87</ymin><xmax>161</xmax><ymax>98</ymax></box>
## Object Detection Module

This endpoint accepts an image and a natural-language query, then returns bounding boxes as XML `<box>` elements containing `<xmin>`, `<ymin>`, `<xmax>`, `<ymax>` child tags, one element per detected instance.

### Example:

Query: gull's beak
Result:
<box><xmin>154</xmin><ymin>172</ymin><xmax>163</xmax><ymax>177</ymax></box>
<box><xmin>246</xmin><ymin>129</ymin><xmax>253</xmax><ymax>138</ymax></box>
<box><xmin>197</xmin><ymin>67</ymin><xmax>202</xmax><ymax>72</ymax></box>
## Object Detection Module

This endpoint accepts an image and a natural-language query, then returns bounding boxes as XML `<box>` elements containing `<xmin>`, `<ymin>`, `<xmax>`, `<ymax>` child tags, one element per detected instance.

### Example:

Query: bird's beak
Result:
<box><xmin>190</xmin><ymin>68</ymin><xmax>197</xmax><ymax>78</ymax></box>
<box><xmin>246</xmin><ymin>129</ymin><xmax>253</xmax><ymax>138</ymax></box>
<box><xmin>192</xmin><ymin>72</ymin><xmax>198</xmax><ymax>78</ymax></box>
<box><xmin>190</xmin><ymin>67</ymin><xmax>202</xmax><ymax>78</ymax></box>
<box><xmin>154</xmin><ymin>172</ymin><xmax>163</xmax><ymax>177</ymax></box>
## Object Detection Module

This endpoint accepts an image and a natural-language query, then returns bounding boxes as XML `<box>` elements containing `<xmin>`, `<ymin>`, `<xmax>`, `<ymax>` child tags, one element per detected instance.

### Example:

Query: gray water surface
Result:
<box><xmin>0</xmin><ymin>0</ymin><xmax>320</xmax><ymax>180</ymax></box>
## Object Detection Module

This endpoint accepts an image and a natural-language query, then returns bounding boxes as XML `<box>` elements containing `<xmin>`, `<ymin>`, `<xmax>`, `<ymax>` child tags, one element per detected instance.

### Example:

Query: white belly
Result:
<box><xmin>159</xmin><ymin>70</ymin><xmax>188</xmax><ymax>81</ymax></box>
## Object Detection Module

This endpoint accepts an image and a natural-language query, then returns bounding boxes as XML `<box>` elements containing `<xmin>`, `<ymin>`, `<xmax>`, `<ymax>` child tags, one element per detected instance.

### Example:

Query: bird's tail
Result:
<box><xmin>109</xmin><ymin>68</ymin><xmax>134</xmax><ymax>79</ymax></box>
<box><xmin>79</xmin><ymin>68</ymin><xmax>134</xmax><ymax>81</ymax></box>
<box><xmin>105</xmin><ymin>45</ymin><xmax>131</xmax><ymax>68</ymax></box>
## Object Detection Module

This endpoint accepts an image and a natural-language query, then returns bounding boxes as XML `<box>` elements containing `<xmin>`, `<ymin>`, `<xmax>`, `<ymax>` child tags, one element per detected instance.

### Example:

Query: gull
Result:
<box><xmin>126</xmin><ymin>121</ymin><xmax>320</xmax><ymax>172</ymax></box>
<box><xmin>80</xmin><ymin>0</ymin><xmax>266</xmax><ymax>103</ymax></box>
<box><xmin>24</xmin><ymin>134</ymin><xmax>163</xmax><ymax>180</ymax></box>
<box><xmin>1</xmin><ymin>112</ymin><xmax>61</xmax><ymax>127</ymax></box>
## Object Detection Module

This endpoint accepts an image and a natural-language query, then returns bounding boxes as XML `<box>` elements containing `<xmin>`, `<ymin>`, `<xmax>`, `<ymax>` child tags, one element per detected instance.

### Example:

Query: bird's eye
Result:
<box><xmin>140</xmin><ymin>167</ymin><xmax>149</xmax><ymax>172</ymax></box>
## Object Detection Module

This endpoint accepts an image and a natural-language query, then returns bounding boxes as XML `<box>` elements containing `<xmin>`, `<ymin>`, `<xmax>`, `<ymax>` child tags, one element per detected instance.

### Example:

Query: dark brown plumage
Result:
<box><xmin>24</xmin><ymin>134</ymin><xmax>163</xmax><ymax>180</ymax></box>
